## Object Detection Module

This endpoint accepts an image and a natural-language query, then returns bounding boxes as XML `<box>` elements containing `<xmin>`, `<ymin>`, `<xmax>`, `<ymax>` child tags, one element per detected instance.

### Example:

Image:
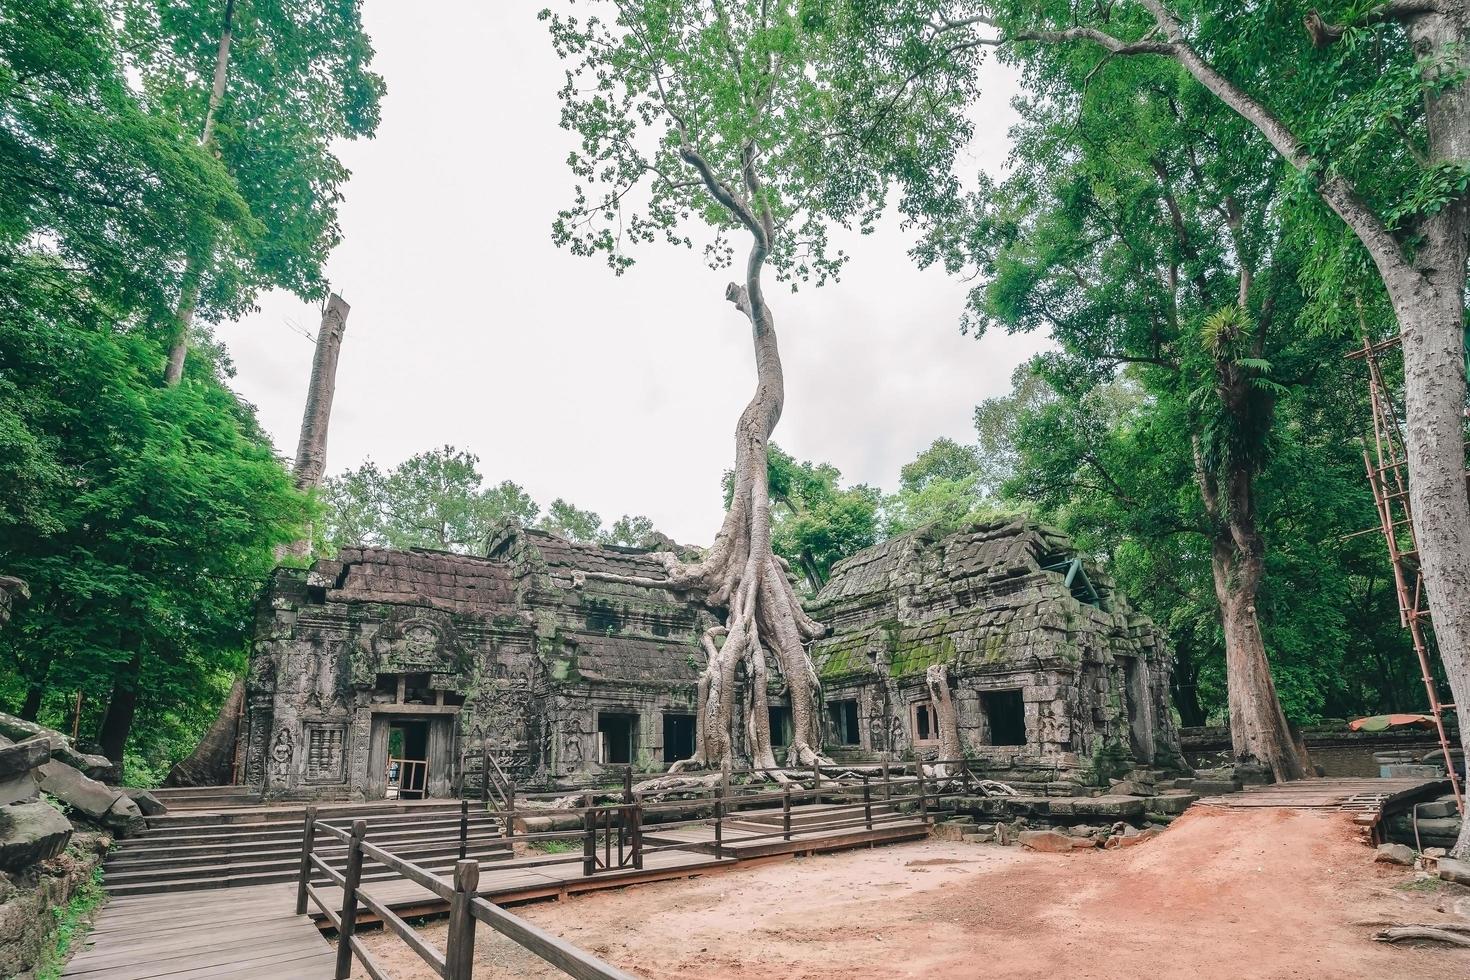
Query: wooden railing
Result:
<box><xmin>294</xmin><ymin>758</ymin><xmax>986</xmax><ymax>979</ymax></box>
<box><xmin>296</xmin><ymin>803</ymin><xmax>631</xmax><ymax>980</ymax></box>
<box><xmin>479</xmin><ymin>745</ymin><xmax>516</xmax><ymax>818</ymax></box>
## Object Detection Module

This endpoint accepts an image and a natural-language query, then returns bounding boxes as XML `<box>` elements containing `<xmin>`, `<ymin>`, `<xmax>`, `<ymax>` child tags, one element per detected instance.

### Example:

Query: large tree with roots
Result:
<box><xmin>543</xmin><ymin>0</ymin><xmax>974</xmax><ymax>773</ymax></box>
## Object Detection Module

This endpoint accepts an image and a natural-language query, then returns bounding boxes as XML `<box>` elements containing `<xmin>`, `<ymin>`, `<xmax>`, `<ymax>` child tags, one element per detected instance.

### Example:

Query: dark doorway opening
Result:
<box><xmin>663</xmin><ymin>713</ymin><xmax>696</xmax><ymax>764</ymax></box>
<box><xmin>981</xmin><ymin>690</ymin><xmax>1027</xmax><ymax>746</ymax></box>
<box><xmin>598</xmin><ymin>712</ymin><xmax>638</xmax><ymax>764</ymax></box>
<box><xmin>768</xmin><ymin>706</ymin><xmax>792</xmax><ymax>748</ymax></box>
<box><xmin>827</xmin><ymin>699</ymin><xmax>860</xmax><ymax>745</ymax></box>
<box><xmin>1122</xmin><ymin>657</ymin><xmax>1150</xmax><ymax>758</ymax></box>
<box><xmin>387</xmin><ymin>719</ymin><xmax>429</xmax><ymax>799</ymax></box>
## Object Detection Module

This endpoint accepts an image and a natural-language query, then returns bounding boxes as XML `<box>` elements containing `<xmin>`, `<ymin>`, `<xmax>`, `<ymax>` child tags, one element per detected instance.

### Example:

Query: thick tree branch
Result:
<box><xmin>1304</xmin><ymin>2</ymin><xmax>1446</xmax><ymax>48</ymax></box>
<box><xmin>1003</xmin><ymin>0</ymin><xmax>1417</xmax><ymax>287</ymax></box>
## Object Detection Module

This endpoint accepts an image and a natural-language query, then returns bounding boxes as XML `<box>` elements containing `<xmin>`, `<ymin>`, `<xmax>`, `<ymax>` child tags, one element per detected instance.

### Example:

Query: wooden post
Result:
<box><xmin>863</xmin><ymin>774</ymin><xmax>873</xmax><ymax>830</ymax></box>
<box><xmin>481</xmin><ymin>743</ymin><xmax>491</xmax><ymax>804</ymax></box>
<box><xmin>881</xmin><ymin>760</ymin><xmax>890</xmax><ymax>802</ymax></box>
<box><xmin>915</xmin><ymin>760</ymin><xmax>928</xmax><ymax>824</ymax></box>
<box><xmin>334</xmin><ymin>819</ymin><xmax>366</xmax><ymax>980</ymax></box>
<box><xmin>714</xmin><ymin>786</ymin><xmax>724</xmax><ymax>860</ymax></box>
<box><xmin>458</xmin><ymin>797</ymin><xmax>469</xmax><ymax>862</ymax></box>
<box><xmin>295</xmin><ymin>805</ymin><xmax>317</xmax><ymax>915</ymax></box>
<box><xmin>581</xmin><ymin>792</ymin><xmax>596</xmax><ymax>877</ymax></box>
<box><xmin>812</xmin><ymin>759</ymin><xmax>821</xmax><ymax>798</ymax></box>
<box><xmin>782</xmin><ymin>783</ymin><xmax>792</xmax><ymax>841</ymax></box>
<box><xmin>505</xmin><ymin>779</ymin><xmax>516</xmax><ymax>840</ymax></box>
<box><xmin>631</xmin><ymin>798</ymin><xmax>644</xmax><ymax>870</ymax></box>
<box><xmin>444</xmin><ymin>859</ymin><xmax>480</xmax><ymax>980</ymax></box>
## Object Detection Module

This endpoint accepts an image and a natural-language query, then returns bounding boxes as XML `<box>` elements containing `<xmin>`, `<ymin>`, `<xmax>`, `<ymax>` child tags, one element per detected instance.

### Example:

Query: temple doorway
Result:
<box><xmin>365</xmin><ymin>711</ymin><xmax>456</xmax><ymax>799</ymax></box>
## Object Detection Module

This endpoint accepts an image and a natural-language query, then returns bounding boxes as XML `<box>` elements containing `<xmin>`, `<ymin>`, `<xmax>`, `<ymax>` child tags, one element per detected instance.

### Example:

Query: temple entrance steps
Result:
<box><xmin>147</xmin><ymin>784</ymin><xmax>263</xmax><ymax>810</ymax></box>
<box><xmin>105</xmin><ymin>799</ymin><xmax>511</xmax><ymax>898</ymax></box>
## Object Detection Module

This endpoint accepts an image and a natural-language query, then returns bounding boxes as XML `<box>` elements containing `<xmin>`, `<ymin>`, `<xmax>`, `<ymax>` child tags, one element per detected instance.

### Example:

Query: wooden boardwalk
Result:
<box><xmin>1195</xmin><ymin>776</ymin><xmax>1449</xmax><ymax>838</ymax></box>
<box><xmin>64</xmin><ymin>801</ymin><xmax>929</xmax><ymax>976</ymax></box>
<box><xmin>62</xmin><ymin>883</ymin><xmax>335</xmax><ymax>980</ymax></box>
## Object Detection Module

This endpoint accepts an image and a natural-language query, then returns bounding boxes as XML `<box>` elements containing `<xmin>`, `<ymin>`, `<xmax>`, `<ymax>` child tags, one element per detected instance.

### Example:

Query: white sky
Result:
<box><xmin>214</xmin><ymin>4</ymin><xmax>1050</xmax><ymax>545</ymax></box>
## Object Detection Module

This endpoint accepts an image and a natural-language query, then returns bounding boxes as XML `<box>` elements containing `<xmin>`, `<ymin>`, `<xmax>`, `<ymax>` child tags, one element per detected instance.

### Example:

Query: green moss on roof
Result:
<box><xmin>890</xmin><ymin>636</ymin><xmax>957</xmax><ymax>678</ymax></box>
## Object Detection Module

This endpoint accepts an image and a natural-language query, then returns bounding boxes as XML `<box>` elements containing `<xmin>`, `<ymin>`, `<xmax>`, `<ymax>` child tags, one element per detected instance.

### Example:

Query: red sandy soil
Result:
<box><xmin>358</xmin><ymin>807</ymin><xmax>1470</xmax><ymax>979</ymax></box>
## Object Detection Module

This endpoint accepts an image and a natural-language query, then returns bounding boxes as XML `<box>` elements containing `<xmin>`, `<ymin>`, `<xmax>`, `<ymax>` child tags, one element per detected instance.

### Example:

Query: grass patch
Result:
<box><xmin>1395</xmin><ymin>875</ymin><xmax>1447</xmax><ymax>893</ymax></box>
<box><xmin>529</xmin><ymin>838</ymin><xmax>579</xmax><ymax>854</ymax></box>
<box><xmin>35</xmin><ymin>866</ymin><xmax>105</xmax><ymax>980</ymax></box>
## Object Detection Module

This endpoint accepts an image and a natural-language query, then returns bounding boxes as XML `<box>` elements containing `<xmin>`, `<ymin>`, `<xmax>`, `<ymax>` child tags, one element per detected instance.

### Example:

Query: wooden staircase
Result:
<box><xmin>105</xmin><ymin>799</ymin><xmax>512</xmax><ymax>897</ymax></box>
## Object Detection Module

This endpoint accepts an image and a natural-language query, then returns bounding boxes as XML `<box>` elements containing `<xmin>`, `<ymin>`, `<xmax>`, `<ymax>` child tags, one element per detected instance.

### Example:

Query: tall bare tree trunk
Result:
<box><xmin>164</xmin><ymin>0</ymin><xmax>236</xmax><ymax>386</ymax></box>
<box><xmin>584</xmin><ymin>165</ymin><xmax>828</xmax><ymax>775</ymax></box>
<box><xmin>1195</xmin><ymin>435</ymin><xmax>1306</xmax><ymax>782</ymax></box>
<box><xmin>282</xmin><ymin>292</ymin><xmax>349</xmax><ymax>558</ymax></box>
<box><xmin>1391</xmin><ymin>6</ymin><xmax>1470</xmax><ymax>861</ymax></box>
<box><xmin>98</xmin><ymin>651</ymin><xmax>141</xmax><ymax>764</ymax></box>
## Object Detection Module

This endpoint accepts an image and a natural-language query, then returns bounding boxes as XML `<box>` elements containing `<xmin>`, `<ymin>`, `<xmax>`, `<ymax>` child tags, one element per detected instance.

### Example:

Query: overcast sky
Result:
<box><xmin>214</xmin><ymin>4</ymin><xmax>1050</xmax><ymax>545</ymax></box>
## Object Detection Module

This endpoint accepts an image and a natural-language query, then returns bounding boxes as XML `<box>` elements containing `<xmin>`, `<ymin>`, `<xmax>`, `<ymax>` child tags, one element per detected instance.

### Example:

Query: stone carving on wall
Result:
<box><xmin>304</xmin><ymin>724</ymin><xmax>346</xmax><ymax>783</ymax></box>
<box><xmin>269</xmin><ymin>726</ymin><xmax>292</xmax><ymax>784</ymax></box>
<box><xmin>308</xmin><ymin>651</ymin><xmax>345</xmax><ymax>711</ymax></box>
<box><xmin>243</xmin><ymin>710</ymin><xmax>270</xmax><ymax>786</ymax></box>
<box><xmin>360</xmin><ymin>613</ymin><xmax>466</xmax><ymax>683</ymax></box>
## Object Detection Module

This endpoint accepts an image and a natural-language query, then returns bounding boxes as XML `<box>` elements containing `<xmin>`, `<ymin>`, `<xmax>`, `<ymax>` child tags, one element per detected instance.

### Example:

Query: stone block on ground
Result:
<box><xmin>105</xmin><ymin>794</ymin><xmax>145</xmax><ymax>836</ymax></box>
<box><xmin>0</xmin><ymin>711</ymin><xmax>114</xmax><ymax>781</ymax></box>
<box><xmin>1019</xmin><ymin>829</ymin><xmax>1094</xmax><ymax>853</ymax></box>
<box><xmin>1374</xmin><ymin>843</ymin><xmax>1417</xmax><ymax>866</ymax></box>
<box><xmin>0</xmin><ymin>801</ymin><xmax>73</xmax><ymax>871</ymax></box>
<box><xmin>1107</xmin><ymin>780</ymin><xmax>1149</xmax><ymax>796</ymax></box>
<box><xmin>1145</xmin><ymin>792</ymin><xmax>1198</xmax><ymax>815</ymax></box>
<box><xmin>1072</xmin><ymin>795</ymin><xmax>1147</xmax><ymax>819</ymax></box>
<box><xmin>1438</xmin><ymin>857</ymin><xmax>1470</xmax><ymax>886</ymax></box>
<box><xmin>0</xmin><ymin>772</ymin><xmax>39</xmax><ymax>806</ymax></box>
<box><xmin>1104</xmin><ymin>827</ymin><xmax>1160</xmax><ymax>849</ymax></box>
<box><xmin>1416</xmin><ymin>799</ymin><xmax>1458</xmax><ymax>819</ymax></box>
<box><xmin>1190</xmin><ymin>779</ymin><xmax>1242</xmax><ymax>796</ymax></box>
<box><xmin>37</xmin><ymin>759</ymin><xmax>123</xmax><ymax>822</ymax></box>
<box><xmin>0</xmin><ymin>737</ymin><xmax>50</xmax><ymax>781</ymax></box>
<box><xmin>124</xmin><ymin>788</ymin><xmax>167</xmax><ymax>816</ymax></box>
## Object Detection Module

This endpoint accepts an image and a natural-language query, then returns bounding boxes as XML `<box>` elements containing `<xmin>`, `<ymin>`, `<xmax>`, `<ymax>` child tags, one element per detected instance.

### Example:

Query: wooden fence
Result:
<box><xmin>294</xmin><ymin>758</ymin><xmax>984</xmax><ymax>978</ymax></box>
<box><xmin>296</xmin><ymin>804</ymin><xmax>633</xmax><ymax>980</ymax></box>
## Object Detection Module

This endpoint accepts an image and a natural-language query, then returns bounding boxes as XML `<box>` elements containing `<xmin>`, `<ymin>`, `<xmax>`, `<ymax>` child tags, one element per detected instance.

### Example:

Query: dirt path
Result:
<box><xmin>359</xmin><ymin>807</ymin><xmax>1470</xmax><ymax>979</ymax></box>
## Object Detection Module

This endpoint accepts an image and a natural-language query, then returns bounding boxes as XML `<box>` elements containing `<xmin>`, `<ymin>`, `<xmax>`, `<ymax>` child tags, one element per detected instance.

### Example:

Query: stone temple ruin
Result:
<box><xmin>237</xmin><ymin>518</ymin><xmax>1181</xmax><ymax>800</ymax></box>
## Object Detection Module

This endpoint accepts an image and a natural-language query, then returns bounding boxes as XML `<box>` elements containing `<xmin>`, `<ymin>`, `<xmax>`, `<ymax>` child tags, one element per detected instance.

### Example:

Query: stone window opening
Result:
<box><xmin>596</xmin><ymin>712</ymin><xmax>638</xmax><ymax>764</ymax></box>
<box><xmin>827</xmin><ymin>699</ymin><xmax>860</xmax><ymax>746</ymax></box>
<box><xmin>910</xmin><ymin>702</ymin><xmax>939</xmax><ymax>745</ymax></box>
<box><xmin>662</xmin><ymin>713</ymin><xmax>696</xmax><ymax>764</ymax></box>
<box><xmin>981</xmin><ymin>690</ymin><xmax>1027</xmax><ymax>746</ymax></box>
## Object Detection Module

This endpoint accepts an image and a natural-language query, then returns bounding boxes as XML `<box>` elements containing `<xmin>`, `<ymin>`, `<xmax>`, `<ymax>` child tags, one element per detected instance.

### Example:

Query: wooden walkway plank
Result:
<box><xmin>62</xmin><ymin>883</ymin><xmax>334</xmax><ymax>980</ymax></box>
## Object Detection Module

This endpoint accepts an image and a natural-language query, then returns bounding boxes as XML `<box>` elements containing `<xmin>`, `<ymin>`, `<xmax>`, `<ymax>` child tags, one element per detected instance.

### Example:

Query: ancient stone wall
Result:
<box><xmin>240</xmin><ymin>519</ymin><xmax>1179</xmax><ymax>798</ymax></box>
<box><xmin>241</xmin><ymin>525</ymin><xmax>713</xmax><ymax>800</ymax></box>
<box><xmin>809</xmin><ymin>519</ymin><xmax>1180</xmax><ymax>789</ymax></box>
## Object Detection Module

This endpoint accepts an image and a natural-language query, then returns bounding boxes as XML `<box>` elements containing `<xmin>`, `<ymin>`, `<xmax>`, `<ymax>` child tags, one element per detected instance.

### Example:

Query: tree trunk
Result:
<box><xmin>282</xmin><ymin>293</ymin><xmax>350</xmax><ymax>558</ymax></box>
<box><xmin>1211</xmin><ymin>538</ymin><xmax>1305</xmax><ymax>782</ymax></box>
<box><xmin>584</xmin><ymin>215</ymin><xmax>828</xmax><ymax>775</ymax></box>
<box><xmin>97</xmin><ymin>652</ymin><xmax>141</xmax><ymax>764</ymax></box>
<box><xmin>163</xmin><ymin>0</ymin><xmax>236</xmax><ymax>386</ymax></box>
<box><xmin>19</xmin><ymin>683</ymin><xmax>42</xmax><ymax>722</ymax></box>
<box><xmin>924</xmin><ymin>663</ymin><xmax>964</xmax><ymax>776</ymax></box>
<box><xmin>165</xmin><ymin>678</ymin><xmax>244</xmax><ymax>786</ymax></box>
<box><xmin>1393</xmin><ymin>6</ymin><xmax>1470</xmax><ymax>861</ymax></box>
